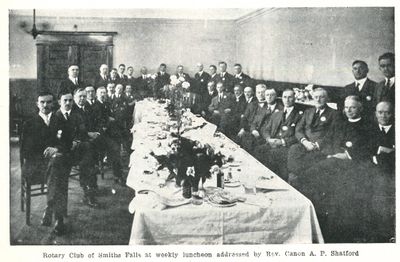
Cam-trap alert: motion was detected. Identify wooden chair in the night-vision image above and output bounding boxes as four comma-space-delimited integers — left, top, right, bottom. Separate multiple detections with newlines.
19, 123, 48, 226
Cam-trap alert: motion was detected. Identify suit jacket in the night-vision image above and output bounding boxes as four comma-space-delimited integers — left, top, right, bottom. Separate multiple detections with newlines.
208, 92, 235, 113
369, 123, 395, 173
53, 109, 88, 153
215, 72, 234, 93
72, 103, 96, 132
91, 100, 113, 134
232, 95, 247, 118
210, 73, 219, 84
295, 106, 339, 146
93, 74, 110, 89
373, 80, 395, 107
194, 72, 211, 94
320, 116, 372, 161
339, 78, 377, 114
126, 76, 136, 87
135, 75, 152, 98
256, 102, 284, 135
155, 72, 170, 89
233, 72, 252, 87
117, 74, 128, 86
262, 107, 303, 147
239, 97, 260, 130
21, 114, 59, 161
58, 78, 83, 95
111, 94, 128, 124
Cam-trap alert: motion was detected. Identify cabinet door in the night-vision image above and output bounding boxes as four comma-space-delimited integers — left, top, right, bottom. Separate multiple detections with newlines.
80, 45, 109, 87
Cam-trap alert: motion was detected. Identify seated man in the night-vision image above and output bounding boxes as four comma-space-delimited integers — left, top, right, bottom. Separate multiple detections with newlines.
201, 81, 217, 120
106, 82, 116, 103
237, 85, 283, 152
233, 63, 252, 88
92, 87, 124, 184
72, 88, 100, 207
230, 84, 247, 137
85, 85, 97, 108
243, 86, 256, 105
292, 96, 373, 242
253, 89, 303, 181
21, 91, 69, 235
208, 82, 235, 134
287, 87, 339, 178
193, 63, 210, 95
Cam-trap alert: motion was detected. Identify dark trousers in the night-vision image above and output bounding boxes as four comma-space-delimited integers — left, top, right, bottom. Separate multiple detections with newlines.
253, 144, 290, 181
287, 143, 326, 174
23, 155, 69, 218
236, 132, 265, 153
92, 135, 122, 178
71, 141, 97, 190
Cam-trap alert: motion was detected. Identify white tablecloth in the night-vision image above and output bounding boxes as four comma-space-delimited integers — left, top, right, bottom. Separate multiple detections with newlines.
127, 99, 324, 244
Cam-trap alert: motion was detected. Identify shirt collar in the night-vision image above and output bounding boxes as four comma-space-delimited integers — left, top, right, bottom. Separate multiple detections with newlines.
268, 103, 277, 111
379, 124, 392, 133
69, 76, 77, 83
284, 106, 294, 115
386, 77, 395, 87
355, 77, 367, 89
60, 108, 71, 115
39, 112, 52, 123
235, 94, 243, 101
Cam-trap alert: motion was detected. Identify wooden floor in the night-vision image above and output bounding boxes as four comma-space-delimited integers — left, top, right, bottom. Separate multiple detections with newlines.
10, 141, 135, 245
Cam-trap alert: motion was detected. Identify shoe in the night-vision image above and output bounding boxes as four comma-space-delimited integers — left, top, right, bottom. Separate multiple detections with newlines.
53, 218, 66, 236
41, 208, 52, 227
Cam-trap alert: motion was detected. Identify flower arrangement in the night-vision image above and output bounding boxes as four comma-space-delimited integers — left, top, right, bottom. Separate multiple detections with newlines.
294, 84, 314, 102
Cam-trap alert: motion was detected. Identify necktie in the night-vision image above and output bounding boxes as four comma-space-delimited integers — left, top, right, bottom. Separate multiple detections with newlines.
355, 82, 360, 90
44, 114, 50, 126
283, 110, 287, 122
75, 78, 78, 85
311, 110, 319, 126
218, 94, 222, 102
65, 112, 69, 121
381, 127, 386, 135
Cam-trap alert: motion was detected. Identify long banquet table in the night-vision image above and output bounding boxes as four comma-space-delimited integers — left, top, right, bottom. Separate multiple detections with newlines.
126, 99, 324, 245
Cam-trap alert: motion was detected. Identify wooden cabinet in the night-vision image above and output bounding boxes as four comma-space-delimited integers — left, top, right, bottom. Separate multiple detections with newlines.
36, 31, 116, 94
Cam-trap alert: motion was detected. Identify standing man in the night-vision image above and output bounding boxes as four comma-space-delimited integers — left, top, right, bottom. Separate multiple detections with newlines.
233, 63, 251, 88
201, 81, 217, 120
253, 89, 303, 181
231, 85, 247, 137
175, 65, 191, 82
339, 60, 376, 118
136, 66, 151, 98
194, 63, 210, 95
21, 92, 69, 235
287, 88, 339, 179
94, 64, 109, 89
155, 63, 170, 99
58, 65, 83, 95
209, 65, 218, 84
374, 52, 395, 106
216, 61, 234, 93
109, 68, 119, 84
126, 66, 136, 87
117, 64, 128, 86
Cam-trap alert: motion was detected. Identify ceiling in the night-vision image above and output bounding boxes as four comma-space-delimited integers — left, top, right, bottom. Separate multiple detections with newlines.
10, 8, 261, 20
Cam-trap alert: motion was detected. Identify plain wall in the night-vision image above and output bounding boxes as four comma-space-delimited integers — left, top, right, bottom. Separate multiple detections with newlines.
9, 13, 236, 79
235, 7, 394, 86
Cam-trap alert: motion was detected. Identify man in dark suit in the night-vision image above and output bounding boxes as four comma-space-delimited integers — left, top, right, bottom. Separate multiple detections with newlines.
373, 52, 395, 107
237, 85, 283, 152
58, 65, 83, 95
253, 89, 303, 181
117, 64, 128, 86
136, 66, 152, 98
287, 88, 339, 177
233, 63, 252, 88
85, 85, 97, 108
110, 84, 129, 152
72, 88, 101, 207
106, 82, 116, 103
367, 101, 395, 242
193, 63, 211, 95
154, 63, 170, 99
208, 82, 235, 133
200, 81, 217, 120
92, 87, 124, 184
215, 61, 234, 93
21, 91, 69, 235
109, 68, 119, 84
209, 65, 218, 84
339, 60, 377, 119
293, 96, 374, 243
175, 65, 191, 82
126, 66, 136, 87
93, 64, 110, 89
230, 84, 247, 137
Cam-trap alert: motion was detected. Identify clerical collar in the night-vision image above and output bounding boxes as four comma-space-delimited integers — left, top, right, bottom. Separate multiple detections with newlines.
348, 117, 361, 123
355, 77, 367, 90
